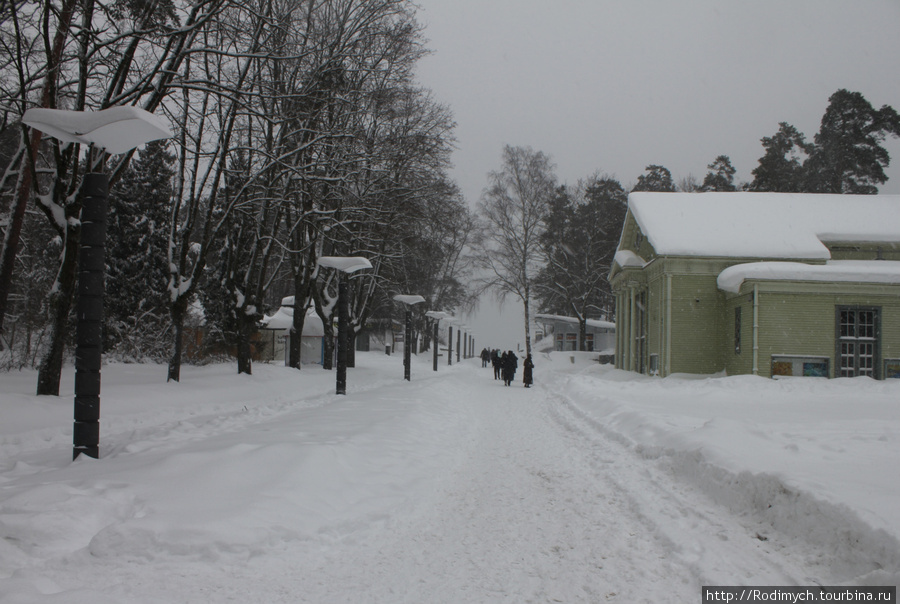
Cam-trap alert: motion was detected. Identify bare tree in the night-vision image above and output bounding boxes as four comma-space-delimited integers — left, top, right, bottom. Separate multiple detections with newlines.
164, 0, 298, 381
1, 0, 228, 392
2, 0, 466, 383
475, 145, 556, 358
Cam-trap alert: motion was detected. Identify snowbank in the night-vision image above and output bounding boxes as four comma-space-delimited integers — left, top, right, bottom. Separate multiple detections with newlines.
542, 353, 900, 584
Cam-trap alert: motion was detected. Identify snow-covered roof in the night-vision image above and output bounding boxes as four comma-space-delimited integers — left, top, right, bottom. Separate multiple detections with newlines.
318, 256, 372, 273
260, 306, 325, 336
717, 260, 900, 294
629, 192, 900, 259
535, 313, 615, 330
613, 250, 647, 269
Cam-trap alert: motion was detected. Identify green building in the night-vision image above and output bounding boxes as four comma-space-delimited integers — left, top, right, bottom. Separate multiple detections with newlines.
609, 192, 900, 379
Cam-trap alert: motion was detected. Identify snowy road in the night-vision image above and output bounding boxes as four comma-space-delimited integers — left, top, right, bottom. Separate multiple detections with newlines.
2, 355, 897, 602
266, 365, 831, 603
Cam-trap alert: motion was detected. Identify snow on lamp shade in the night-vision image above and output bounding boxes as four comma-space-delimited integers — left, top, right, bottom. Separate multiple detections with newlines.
22, 106, 172, 153
318, 256, 373, 273
393, 295, 426, 306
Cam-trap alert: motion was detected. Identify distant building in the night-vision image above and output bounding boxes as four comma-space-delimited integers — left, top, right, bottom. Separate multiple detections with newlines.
609, 193, 900, 379
535, 313, 615, 357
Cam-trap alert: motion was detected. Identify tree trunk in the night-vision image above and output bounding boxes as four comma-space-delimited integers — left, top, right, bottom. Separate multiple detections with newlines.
0, 0, 79, 335
579, 317, 587, 352
423, 324, 433, 353
167, 297, 188, 382
312, 286, 334, 370
522, 296, 533, 359
236, 316, 253, 375
321, 322, 334, 370
35, 219, 80, 396
288, 303, 307, 370
0, 142, 32, 338
35, 290, 73, 395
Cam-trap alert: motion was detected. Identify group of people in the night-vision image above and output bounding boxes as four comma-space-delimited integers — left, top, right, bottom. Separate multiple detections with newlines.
480, 348, 534, 388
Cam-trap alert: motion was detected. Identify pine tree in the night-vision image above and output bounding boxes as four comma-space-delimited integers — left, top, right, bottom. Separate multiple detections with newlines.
750, 122, 813, 192
105, 140, 174, 360
802, 89, 900, 194
535, 176, 626, 349
700, 155, 738, 191
632, 165, 676, 192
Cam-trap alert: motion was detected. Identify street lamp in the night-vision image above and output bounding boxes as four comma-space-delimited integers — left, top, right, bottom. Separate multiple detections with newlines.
425, 310, 449, 371
457, 325, 468, 363
393, 294, 425, 381
445, 317, 456, 366
23, 106, 171, 460
318, 256, 372, 395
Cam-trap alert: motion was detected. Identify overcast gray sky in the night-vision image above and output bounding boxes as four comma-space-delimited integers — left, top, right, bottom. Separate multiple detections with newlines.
414, 0, 900, 204
411, 0, 900, 350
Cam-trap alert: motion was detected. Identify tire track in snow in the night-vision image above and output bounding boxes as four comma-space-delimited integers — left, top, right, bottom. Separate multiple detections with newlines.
543, 370, 877, 587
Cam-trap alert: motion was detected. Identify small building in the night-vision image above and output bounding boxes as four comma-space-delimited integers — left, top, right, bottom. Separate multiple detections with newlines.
535, 313, 615, 356
258, 298, 326, 365
609, 192, 900, 379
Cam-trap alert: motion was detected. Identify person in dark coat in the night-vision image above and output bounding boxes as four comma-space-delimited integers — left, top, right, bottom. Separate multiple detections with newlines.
523, 354, 534, 388
480, 348, 490, 368
492, 349, 502, 380
502, 351, 517, 386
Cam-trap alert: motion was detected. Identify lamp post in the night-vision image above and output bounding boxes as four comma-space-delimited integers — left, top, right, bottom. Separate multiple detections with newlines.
393, 295, 425, 381
318, 256, 372, 395
447, 323, 453, 366
22, 106, 171, 460
425, 311, 449, 371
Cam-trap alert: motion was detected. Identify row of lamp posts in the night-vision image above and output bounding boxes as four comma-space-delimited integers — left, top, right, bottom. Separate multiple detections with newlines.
316, 259, 475, 395
20, 105, 475, 459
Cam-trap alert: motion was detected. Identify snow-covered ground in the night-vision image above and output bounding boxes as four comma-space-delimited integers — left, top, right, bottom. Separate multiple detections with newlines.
1, 351, 898, 602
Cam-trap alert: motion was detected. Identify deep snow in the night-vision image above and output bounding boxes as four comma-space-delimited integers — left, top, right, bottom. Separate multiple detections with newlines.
1, 351, 898, 602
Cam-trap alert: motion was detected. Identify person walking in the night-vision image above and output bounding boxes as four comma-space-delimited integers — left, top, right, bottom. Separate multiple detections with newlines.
480, 348, 490, 368
502, 350, 517, 386
492, 349, 502, 380
523, 354, 534, 388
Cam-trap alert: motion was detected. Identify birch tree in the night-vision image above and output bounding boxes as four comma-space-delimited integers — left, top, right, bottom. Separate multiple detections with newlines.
475, 145, 556, 359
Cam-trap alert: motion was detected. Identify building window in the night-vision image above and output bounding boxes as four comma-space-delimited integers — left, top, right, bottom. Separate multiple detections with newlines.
837, 307, 880, 378
734, 307, 742, 355
555, 332, 580, 352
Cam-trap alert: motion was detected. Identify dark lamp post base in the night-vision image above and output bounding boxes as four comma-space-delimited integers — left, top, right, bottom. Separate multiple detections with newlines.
73, 172, 107, 460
